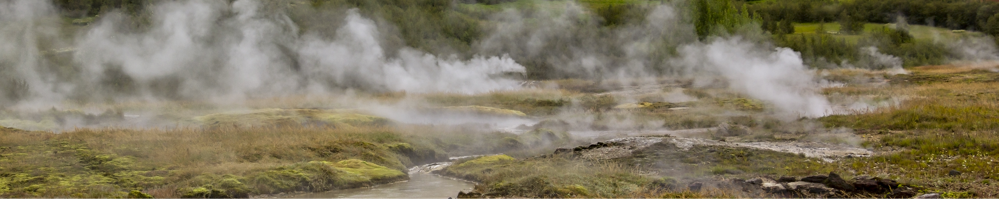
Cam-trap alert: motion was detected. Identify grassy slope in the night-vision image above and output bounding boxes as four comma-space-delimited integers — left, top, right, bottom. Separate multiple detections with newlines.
821, 65, 999, 197
792, 23, 983, 44
0, 112, 576, 198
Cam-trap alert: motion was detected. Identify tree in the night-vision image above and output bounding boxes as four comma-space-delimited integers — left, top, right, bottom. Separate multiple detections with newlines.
839, 11, 865, 34
780, 18, 795, 34
986, 13, 999, 36
816, 20, 826, 34
694, 0, 712, 40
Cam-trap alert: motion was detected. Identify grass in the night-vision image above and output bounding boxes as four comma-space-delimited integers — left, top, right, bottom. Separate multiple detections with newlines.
792, 23, 982, 44
818, 64, 999, 197
0, 122, 577, 197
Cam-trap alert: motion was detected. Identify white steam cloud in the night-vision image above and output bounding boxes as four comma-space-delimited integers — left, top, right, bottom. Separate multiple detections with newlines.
679, 38, 832, 118
4, 0, 526, 107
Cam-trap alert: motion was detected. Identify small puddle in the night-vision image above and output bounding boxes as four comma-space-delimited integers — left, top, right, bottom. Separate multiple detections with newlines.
290, 160, 476, 198
291, 171, 473, 198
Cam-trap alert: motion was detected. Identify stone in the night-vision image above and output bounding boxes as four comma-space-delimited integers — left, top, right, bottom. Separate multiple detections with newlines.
786, 182, 836, 195
875, 177, 899, 190
457, 191, 482, 198
948, 170, 962, 176
800, 175, 828, 183
761, 181, 788, 193
777, 176, 797, 182
916, 193, 943, 199
746, 178, 764, 185
888, 187, 917, 198
554, 148, 572, 154
852, 178, 883, 193
688, 182, 703, 192
823, 172, 856, 192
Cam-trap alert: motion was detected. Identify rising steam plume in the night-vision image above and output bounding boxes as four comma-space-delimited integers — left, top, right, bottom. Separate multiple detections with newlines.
2, 0, 526, 108
4, 0, 845, 117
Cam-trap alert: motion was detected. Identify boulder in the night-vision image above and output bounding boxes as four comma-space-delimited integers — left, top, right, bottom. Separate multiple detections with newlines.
888, 187, 916, 198
823, 172, 856, 192
777, 176, 797, 183
801, 175, 828, 183
457, 191, 483, 198
875, 177, 899, 191
852, 177, 883, 193
916, 193, 942, 199
786, 182, 837, 196
948, 170, 962, 176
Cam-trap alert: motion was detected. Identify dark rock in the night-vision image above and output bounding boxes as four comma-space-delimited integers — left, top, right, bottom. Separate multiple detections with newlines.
457, 191, 482, 198
746, 178, 764, 185
888, 187, 917, 198
948, 170, 962, 176
852, 178, 883, 193
875, 177, 899, 190
916, 193, 943, 198
823, 172, 855, 192
801, 175, 828, 183
777, 176, 797, 182
554, 148, 572, 154
786, 182, 836, 196
688, 182, 703, 192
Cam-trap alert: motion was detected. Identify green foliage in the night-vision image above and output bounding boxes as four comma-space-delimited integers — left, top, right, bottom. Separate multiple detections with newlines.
838, 12, 865, 35
694, 0, 756, 39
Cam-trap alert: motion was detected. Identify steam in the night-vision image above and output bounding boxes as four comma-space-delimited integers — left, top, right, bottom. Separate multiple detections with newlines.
5, 0, 526, 108
679, 38, 832, 118
857, 47, 907, 75
479, 3, 832, 117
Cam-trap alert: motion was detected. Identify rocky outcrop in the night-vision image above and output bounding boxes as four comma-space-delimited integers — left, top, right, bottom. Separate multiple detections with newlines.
737, 173, 910, 198
823, 172, 855, 192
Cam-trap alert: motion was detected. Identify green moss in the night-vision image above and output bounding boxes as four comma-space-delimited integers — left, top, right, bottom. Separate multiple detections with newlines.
330, 159, 407, 182
0, 119, 59, 132
128, 190, 152, 198
456, 155, 515, 168
436, 106, 527, 117
194, 109, 391, 128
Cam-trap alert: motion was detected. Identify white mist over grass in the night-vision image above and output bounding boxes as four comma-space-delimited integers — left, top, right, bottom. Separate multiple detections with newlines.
4, 0, 527, 108
679, 37, 832, 118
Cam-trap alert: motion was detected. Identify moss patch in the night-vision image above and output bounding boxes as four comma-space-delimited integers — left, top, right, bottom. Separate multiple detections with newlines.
194, 109, 391, 128
436, 106, 528, 117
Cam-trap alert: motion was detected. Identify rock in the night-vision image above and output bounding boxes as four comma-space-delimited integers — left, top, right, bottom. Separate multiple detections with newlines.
875, 177, 899, 190
554, 148, 572, 154
888, 187, 917, 198
823, 172, 856, 192
777, 176, 797, 182
762, 181, 788, 193
745, 177, 787, 194
457, 191, 482, 198
948, 170, 962, 176
688, 182, 703, 192
801, 175, 828, 183
786, 181, 836, 196
916, 193, 943, 198
852, 177, 883, 193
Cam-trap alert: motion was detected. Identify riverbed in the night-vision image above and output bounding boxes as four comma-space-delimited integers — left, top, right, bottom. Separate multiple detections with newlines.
291, 169, 473, 198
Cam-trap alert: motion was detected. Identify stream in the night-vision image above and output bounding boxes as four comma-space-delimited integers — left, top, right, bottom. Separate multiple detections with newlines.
290, 161, 474, 198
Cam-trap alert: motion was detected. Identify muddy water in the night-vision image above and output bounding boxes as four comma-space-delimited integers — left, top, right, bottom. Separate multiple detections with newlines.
292, 171, 473, 198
